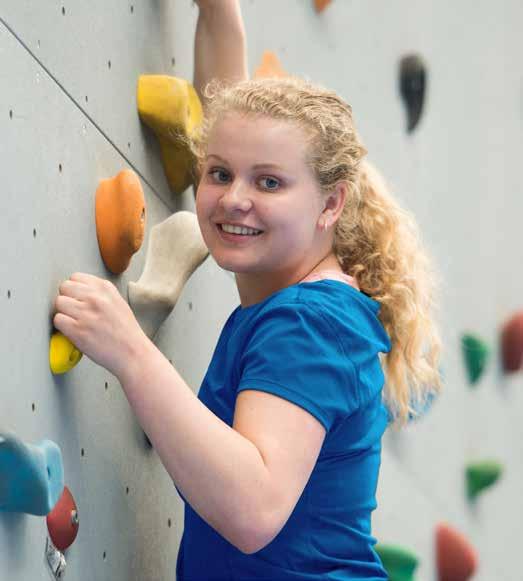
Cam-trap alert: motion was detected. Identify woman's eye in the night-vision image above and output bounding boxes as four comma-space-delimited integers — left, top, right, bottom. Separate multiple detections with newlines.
259, 176, 281, 191
209, 168, 230, 183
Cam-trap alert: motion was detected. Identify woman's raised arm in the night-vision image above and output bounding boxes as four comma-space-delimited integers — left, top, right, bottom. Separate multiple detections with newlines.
193, 0, 249, 104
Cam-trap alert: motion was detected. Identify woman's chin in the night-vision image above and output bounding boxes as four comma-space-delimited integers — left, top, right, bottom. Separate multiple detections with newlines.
212, 255, 259, 274
217, 261, 251, 273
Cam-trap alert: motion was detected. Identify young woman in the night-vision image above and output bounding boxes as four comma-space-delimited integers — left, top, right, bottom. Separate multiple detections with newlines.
53, 1, 441, 579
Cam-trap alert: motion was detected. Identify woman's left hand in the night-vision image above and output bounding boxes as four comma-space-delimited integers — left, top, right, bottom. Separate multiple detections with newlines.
53, 272, 148, 379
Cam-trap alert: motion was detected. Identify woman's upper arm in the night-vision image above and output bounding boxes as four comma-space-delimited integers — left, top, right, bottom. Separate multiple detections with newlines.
232, 388, 326, 550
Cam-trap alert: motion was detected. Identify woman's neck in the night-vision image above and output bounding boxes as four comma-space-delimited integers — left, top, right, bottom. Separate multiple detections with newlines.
235, 252, 343, 308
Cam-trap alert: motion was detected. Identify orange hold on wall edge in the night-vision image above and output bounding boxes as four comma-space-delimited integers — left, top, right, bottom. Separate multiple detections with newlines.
254, 51, 287, 79
314, 0, 332, 13
95, 169, 146, 274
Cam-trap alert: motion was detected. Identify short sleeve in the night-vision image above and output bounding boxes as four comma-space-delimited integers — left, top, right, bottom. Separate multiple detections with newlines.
237, 302, 359, 432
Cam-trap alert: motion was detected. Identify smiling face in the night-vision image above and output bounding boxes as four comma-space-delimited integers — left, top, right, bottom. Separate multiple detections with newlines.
195, 112, 332, 305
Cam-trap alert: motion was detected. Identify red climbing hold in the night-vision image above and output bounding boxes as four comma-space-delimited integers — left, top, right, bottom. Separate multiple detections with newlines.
46, 486, 79, 551
436, 522, 478, 581
501, 311, 523, 373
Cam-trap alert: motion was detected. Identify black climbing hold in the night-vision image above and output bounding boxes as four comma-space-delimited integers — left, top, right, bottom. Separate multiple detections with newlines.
399, 54, 426, 133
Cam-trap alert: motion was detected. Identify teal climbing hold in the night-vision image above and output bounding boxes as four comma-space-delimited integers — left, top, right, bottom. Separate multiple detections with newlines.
461, 333, 490, 385
375, 543, 419, 581
0, 431, 64, 516
466, 460, 502, 500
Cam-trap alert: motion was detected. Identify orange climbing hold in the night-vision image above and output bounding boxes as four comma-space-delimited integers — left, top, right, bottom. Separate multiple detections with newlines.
436, 522, 478, 581
95, 169, 146, 274
46, 486, 79, 551
501, 311, 523, 372
314, 0, 332, 13
254, 51, 287, 79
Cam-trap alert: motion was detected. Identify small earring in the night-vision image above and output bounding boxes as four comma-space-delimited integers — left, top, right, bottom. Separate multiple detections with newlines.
323, 221, 329, 232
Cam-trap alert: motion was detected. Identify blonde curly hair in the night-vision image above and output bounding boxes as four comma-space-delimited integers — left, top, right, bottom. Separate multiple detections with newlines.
188, 76, 442, 427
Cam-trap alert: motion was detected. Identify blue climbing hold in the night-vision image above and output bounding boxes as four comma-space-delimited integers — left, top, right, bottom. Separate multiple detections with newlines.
408, 390, 438, 422
0, 431, 64, 516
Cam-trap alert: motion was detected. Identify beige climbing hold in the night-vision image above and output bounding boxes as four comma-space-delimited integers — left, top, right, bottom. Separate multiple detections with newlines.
137, 75, 203, 194
128, 211, 209, 339
254, 51, 287, 79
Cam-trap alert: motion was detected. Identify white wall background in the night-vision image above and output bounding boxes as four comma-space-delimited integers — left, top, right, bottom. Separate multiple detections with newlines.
1, 1, 522, 579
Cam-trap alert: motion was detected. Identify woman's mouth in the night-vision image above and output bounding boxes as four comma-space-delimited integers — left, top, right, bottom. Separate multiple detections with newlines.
216, 223, 264, 243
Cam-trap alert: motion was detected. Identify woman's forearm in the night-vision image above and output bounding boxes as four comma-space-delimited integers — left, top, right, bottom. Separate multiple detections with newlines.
117, 336, 273, 554
193, 0, 249, 102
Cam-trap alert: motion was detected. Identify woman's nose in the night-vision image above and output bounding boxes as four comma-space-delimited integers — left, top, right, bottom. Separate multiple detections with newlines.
219, 180, 253, 212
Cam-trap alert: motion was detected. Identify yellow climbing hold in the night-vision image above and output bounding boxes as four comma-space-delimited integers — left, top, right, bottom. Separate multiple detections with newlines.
137, 75, 203, 194
49, 332, 83, 374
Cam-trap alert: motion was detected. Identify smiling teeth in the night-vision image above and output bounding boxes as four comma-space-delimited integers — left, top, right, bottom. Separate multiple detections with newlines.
222, 224, 262, 235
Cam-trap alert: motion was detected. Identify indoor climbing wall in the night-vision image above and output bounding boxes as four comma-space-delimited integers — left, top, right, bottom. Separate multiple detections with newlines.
1, 1, 522, 580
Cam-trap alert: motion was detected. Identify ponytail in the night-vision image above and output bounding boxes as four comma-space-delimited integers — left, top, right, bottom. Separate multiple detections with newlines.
334, 160, 442, 426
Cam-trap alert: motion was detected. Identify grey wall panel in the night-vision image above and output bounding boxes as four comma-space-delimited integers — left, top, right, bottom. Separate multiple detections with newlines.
374, 449, 444, 581
0, 15, 238, 581
1, 0, 200, 210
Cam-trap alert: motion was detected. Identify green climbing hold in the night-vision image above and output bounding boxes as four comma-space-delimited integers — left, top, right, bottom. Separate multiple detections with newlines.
375, 544, 419, 581
461, 333, 490, 385
466, 460, 502, 500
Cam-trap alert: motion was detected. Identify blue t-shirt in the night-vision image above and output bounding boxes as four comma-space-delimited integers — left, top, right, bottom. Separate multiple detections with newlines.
176, 279, 391, 580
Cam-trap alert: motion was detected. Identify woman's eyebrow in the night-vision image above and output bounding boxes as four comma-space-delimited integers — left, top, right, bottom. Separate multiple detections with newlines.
252, 162, 286, 171
206, 154, 227, 163
206, 154, 285, 171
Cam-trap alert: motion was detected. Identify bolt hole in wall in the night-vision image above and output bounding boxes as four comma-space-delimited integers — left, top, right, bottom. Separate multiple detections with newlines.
130, 5, 134, 14
61, 6, 65, 16
9, 109, 13, 119
59, 163, 63, 173
108, 60, 111, 70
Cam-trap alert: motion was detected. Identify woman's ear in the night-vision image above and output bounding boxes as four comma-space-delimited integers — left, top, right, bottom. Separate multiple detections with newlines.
322, 181, 348, 223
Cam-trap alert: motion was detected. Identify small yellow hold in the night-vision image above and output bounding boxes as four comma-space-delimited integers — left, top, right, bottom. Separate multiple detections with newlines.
137, 75, 203, 194
49, 333, 83, 374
